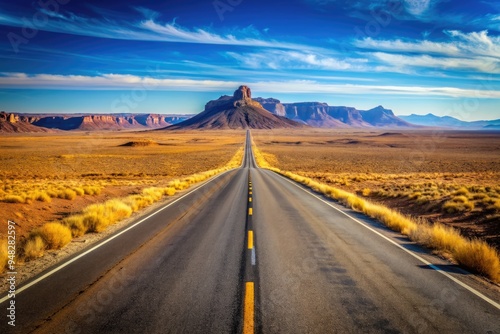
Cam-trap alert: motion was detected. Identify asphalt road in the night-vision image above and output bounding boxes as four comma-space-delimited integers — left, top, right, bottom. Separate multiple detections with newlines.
1, 130, 499, 333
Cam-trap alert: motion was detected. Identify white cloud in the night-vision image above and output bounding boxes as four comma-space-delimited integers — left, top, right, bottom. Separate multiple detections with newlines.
354, 30, 500, 74
372, 52, 499, 73
0, 9, 308, 50
355, 30, 500, 59
139, 20, 300, 48
0, 72, 238, 91
226, 50, 367, 71
355, 37, 460, 56
403, 0, 431, 16
444, 30, 500, 58
1, 72, 499, 99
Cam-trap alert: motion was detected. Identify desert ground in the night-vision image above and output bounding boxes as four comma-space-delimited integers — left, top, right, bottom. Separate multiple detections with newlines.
252, 129, 500, 250
0, 131, 245, 243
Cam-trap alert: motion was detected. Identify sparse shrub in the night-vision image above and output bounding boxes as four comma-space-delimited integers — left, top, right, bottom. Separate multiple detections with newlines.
62, 215, 87, 237
169, 180, 190, 190
23, 236, 46, 260
46, 189, 58, 198
362, 188, 371, 197
429, 224, 464, 253
472, 193, 488, 200
33, 223, 72, 249
3, 195, 25, 203
124, 195, 152, 212
82, 199, 132, 232
452, 195, 469, 203
34, 191, 51, 202
454, 187, 470, 197
164, 187, 176, 196
443, 201, 463, 213
142, 188, 164, 201
83, 186, 102, 195
443, 195, 474, 213
454, 239, 500, 282
73, 187, 85, 196
83, 213, 107, 233
58, 189, 77, 200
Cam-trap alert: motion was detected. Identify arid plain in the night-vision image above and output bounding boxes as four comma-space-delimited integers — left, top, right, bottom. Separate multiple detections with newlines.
252, 129, 500, 251
1, 128, 500, 282
0, 131, 245, 269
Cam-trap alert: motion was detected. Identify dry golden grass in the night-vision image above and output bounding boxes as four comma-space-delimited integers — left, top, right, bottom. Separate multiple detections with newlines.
23, 236, 46, 260
252, 129, 500, 245
252, 133, 500, 283
32, 223, 72, 250
0, 130, 245, 272
0, 130, 244, 227
3, 143, 243, 270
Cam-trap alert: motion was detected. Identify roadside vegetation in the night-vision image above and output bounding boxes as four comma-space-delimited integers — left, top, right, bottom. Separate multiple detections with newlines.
0, 131, 244, 273
301, 171, 500, 219
19, 147, 242, 262
252, 136, 500, 283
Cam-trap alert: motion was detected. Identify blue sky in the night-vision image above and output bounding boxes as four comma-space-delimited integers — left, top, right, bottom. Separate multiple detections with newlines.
0, 0, 499, 120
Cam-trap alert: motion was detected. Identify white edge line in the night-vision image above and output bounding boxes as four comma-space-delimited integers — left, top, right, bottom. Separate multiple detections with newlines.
0, 167, 239, 304
268, 170, 500, 310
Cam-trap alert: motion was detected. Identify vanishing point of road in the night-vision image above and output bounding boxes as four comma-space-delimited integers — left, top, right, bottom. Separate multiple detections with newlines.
1, 131, 499, 333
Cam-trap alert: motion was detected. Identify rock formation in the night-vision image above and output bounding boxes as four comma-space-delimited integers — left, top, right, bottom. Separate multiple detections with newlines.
257, 99, 416, 128
0, 112, 191, 133
165, 85, 307, 130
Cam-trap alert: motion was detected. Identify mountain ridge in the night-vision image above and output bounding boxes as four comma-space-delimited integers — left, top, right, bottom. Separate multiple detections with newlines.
255, 98, 415, 128
0, 112, 191, 133
399, 113, 500, 129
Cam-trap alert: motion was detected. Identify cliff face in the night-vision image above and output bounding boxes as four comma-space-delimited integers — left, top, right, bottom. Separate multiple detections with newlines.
0, 112, 54, 133
253, 98, 286, 117
0, 112, 191, 133
257, 99, 416, 128
166, 86, 307, 130
281, 102, 348, 128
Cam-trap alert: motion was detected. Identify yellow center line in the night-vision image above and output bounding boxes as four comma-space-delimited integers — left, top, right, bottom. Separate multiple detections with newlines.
248, 207, 253, 216
249, 191, 252, 195
248, 230, 253, 249
243, 282, 255, 334
249, 197, 252, 203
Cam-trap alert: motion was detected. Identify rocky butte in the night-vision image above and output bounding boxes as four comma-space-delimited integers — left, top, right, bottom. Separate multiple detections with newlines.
165, 85, 307, 130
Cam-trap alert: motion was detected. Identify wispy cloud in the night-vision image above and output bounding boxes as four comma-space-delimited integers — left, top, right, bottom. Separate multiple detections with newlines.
138, 20, 300, 49
355, 37, 460, 56
375, 52, 498, 73
354, 30, 500, 74
355, 30, 500, 58
1, 72, 499, 99
0, 9, 308, 50
226, 50, 367, 71
0, 72, 238, 91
